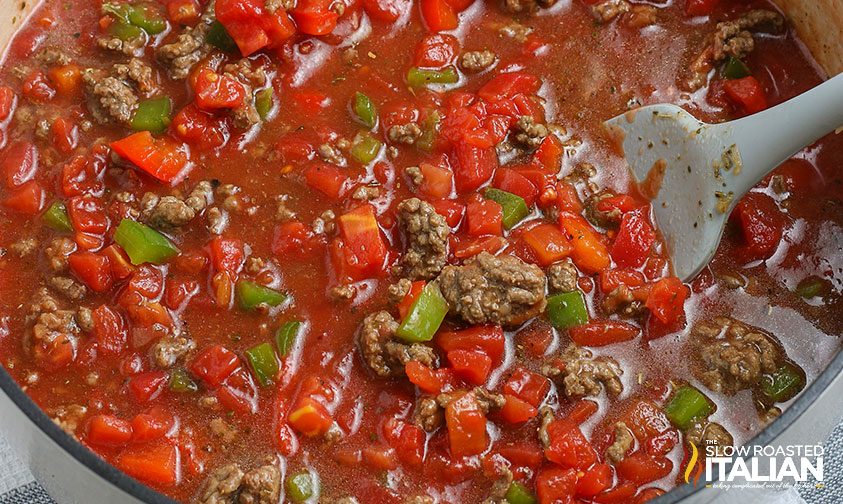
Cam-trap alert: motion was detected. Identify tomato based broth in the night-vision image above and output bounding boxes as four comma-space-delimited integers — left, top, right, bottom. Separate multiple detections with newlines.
0, 0, 841, 502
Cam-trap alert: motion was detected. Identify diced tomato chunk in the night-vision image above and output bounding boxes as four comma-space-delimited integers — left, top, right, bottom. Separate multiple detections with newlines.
87, 415, 133, 447
445, 391, 488, 457
193, 68, 246, 110
110, 132, 190, 184
363, 0, 410, 22
2, 180, 44, 214
465, 197, 502, 237
128, 370, 170, 402
536, 466, 577, 504
91, 304, 127, 355
288, 397, 333, 437
478, 72, 540, 102
171, 104, 229, 151
723, 76, 768, 114
544, 418, 597, 469
493, 169, 538, 206
68, 252, 113, 293
569, 320, 640, 347
419, 0, 458, 32
304, 163, 347, 199
189, 345, 240, 388
731, 192, 784, 262
521, 223, 574, 266
335, 204, 388, 281
645, 277, 689, 325
2, 140, 38, 188
615, 451, 673, 485
116, 442, 180, 486
447, 349, 492, 385
559, 211, 610, 274
686, 0, 720, 16
437, 325, 505, 363
611, 205, 655, 268
405, 360, 443, 394
499, 394, 538, 424
131, 408, 175, 443
430, 198, 464, 227
415, 162, 454, 198
452, 142, 498, 193
577, 463, 613, 498
503, 367, 550, 407
291, 0, 339, 35
414, 33, 459, 67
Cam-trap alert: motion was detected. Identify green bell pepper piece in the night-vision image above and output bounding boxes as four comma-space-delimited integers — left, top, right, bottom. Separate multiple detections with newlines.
484, 188, 530, 229
108, 20, 144, 42
245, 342, 279, 386
131, 97, 172, 134
417, 110, 440, 152
349, 132, 382, 164
276, 320, 303, 356
169, 368, 198, 393
546, 291, 588, 329
127, 3, 166, 35
42, 201, 73, 233
795, 276, 829, 299
505, 482, 537, 504
286, 471, 315, 503
256, 88, 275, 120
407, 66, 459, 87
396, 283, 448, 343
206, 20, 238, 53
723, 56, 751, 80
114, 219, 180, 265
352, 92, 377, 129
664, 385, 714, 430
236, 280, 287, 311
762, 363, 805, 403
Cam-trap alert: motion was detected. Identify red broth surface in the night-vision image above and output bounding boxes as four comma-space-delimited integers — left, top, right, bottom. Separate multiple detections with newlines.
0, 0, 841, 502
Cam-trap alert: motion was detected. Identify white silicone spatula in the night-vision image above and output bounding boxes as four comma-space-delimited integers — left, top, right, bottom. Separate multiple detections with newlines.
604, 73, 843, 281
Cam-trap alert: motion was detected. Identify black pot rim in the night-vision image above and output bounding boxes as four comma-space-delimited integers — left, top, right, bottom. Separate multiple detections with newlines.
1, 345, 841, 504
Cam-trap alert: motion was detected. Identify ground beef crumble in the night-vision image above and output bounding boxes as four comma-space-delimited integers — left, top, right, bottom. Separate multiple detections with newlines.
437, 252, 546, 327
547, 261, 578, 293
605, 421, 634, 463
691, 317, 782, 394
460, 50, 496, 73
502, 0, 558, 14
156, 0, 216, 80
543, 345, 623, 397
358, 311, 436, 378
397, 198, 450, 280
82, 59, 156, 125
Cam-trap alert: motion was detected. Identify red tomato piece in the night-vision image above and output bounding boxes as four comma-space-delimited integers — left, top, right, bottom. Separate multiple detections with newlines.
193, 68, 246, 110
128, 370, 170, 403
110, 132, 190, 184
569, 320, 640, 347
288, 397, 333, 437
2, 140, 38, 188
499, 394, 538, 424
430, 198, 464, 227
478, 72, 541, 102
0, 86, 17, 123
723, 76, 768, 114
615, 451, 673, 485
91, 304, 127, 355
533, 134, 564, 172
131, 408, 175, 443
611, 205, 655, 268
503, 367, 550, 407
536, 466, 577, 504
559, 211, 610, 274
453, 141, 498, 193
577, 462, 613, 498
51, 118, 78, 155
116, 442, 180, 486
397, 280, 425, 320
22, 70, 55, 103
336, 204, 388, 280
544, 418, 597, 469
416, 162, 454, 198
189, 345, 240, 388
271, 220, 318, 256
363, 0, 410, 22
445, 391, 488, 457
304, 162, 347, 199
217, 367, 259, 414
419, 0, 458, 32
171, 104, 230, 151
405, 360, 443, 394
291, 0, 339, 35
521, 223, 574, 266
447, 349, 492, 385
465, 198, 503, 237
493, 168, 538, 206
414, 33, 459, 67
645, 277, 689, 325
87, 415, 133, 447
686, 0, 720, 16
209, 236, 245, 275
436, 325, 505, 363
2, 180, 44, 214
731, 192, 784, 262
68, 252, 113, 293
599, 268, 646, 293
61, 145, 108, 197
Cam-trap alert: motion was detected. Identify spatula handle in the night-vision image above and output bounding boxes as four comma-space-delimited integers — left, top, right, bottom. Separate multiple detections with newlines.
724, 72, 843, 197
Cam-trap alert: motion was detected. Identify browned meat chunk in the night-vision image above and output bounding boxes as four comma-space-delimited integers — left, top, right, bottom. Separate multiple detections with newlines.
45, 237, 76, 271
48, 276, 86, 301
685, 421, 733, 456
438, 252, 546, 327
712, 10, 784, 62
413, 396, 443, 432
238, 464, 281, 504
602, 285, 645, 317
197, 463, 244, 504
50, 404, 88, 436
358, 311, 437, 378
9, 237, 37, 256
114, 58, 158, 95
502, 0, 557, 14
512, 115, 548, 149
584, 190, 622, 229
397, 198, 450, 280
156, 0, 216, 80
82, 71, 137, 125
593, 0, 629, 23
460, 50, 496, 73
691, 317, 782, 394
151, 335, 196, 368
605, 421, 634, 464
544, 345, 623, 397
141, 180, 213, 229
547, 261, 578, 293
387, 123, 423, 145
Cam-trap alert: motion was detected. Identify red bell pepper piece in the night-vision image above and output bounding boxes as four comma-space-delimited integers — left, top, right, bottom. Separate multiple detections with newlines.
521, 223, 574, 266
447, 349, 492, 385
110, 132, 190, 184
723, 76, 768, 114
436, 325, 505, 363
336, 204, 388, 280
569, 320, 640, 347
68, 252, 113, 293
445, 391, 488, 457
611, 205, 655, 268
116, 442, 180, 486
465, 197, 503, 236
419, 0, 458, 32
87, 415, 133, 447
559, 211, 610, 273
189, 345, 240, 388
